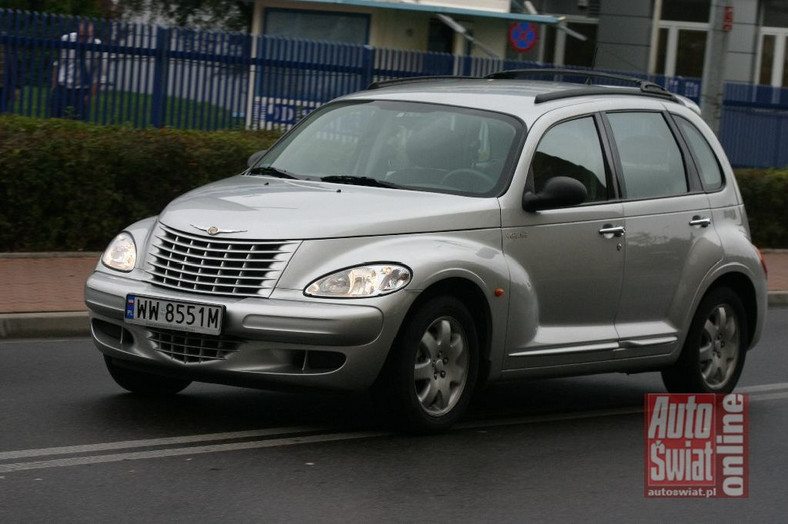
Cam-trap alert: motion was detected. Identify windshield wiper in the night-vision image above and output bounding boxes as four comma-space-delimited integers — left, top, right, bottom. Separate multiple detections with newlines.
247, 166, 299, 179
320, 175, 400, 189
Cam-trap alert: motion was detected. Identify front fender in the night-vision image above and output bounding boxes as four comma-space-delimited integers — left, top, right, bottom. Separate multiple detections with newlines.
276, 230, 511, 379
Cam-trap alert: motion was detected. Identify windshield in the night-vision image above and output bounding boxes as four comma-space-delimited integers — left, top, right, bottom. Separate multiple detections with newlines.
253, 100, 523, 197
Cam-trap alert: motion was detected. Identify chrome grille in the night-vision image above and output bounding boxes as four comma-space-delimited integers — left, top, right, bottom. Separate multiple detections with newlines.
147, 223, 300, 298
148, 328, 240, 363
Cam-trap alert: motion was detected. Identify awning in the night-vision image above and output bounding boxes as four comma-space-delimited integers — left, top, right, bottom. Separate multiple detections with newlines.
289, 0, 561, 25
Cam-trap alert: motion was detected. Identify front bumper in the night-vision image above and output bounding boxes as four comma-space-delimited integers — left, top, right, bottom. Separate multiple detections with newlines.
85, 269, 409, 391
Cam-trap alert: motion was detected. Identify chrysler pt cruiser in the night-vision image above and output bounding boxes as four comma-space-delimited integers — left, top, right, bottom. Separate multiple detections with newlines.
86, 71, 768, 433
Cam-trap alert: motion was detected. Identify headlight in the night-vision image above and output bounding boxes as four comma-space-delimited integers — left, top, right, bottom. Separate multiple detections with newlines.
305, 264, 411, 298
101, 232, 137, 272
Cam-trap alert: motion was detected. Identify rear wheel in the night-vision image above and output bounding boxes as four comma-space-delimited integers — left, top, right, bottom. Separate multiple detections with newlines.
105, 356, 191, 395
661, 287, 747, 394
374, 296, 478, 433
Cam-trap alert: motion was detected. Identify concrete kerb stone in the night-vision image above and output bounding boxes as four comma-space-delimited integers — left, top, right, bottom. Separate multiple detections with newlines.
0, 312, 90, 339
770, 292, 788, 307
0, 251, 101, 259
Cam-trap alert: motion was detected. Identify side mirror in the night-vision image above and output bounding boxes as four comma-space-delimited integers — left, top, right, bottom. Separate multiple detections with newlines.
247, 149, 268, 168
522, 176, 588, 212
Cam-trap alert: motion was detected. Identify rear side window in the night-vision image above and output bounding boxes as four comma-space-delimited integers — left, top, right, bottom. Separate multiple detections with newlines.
532, 117, 609, 202
607, 112, 687, 200
675, 116, 724, 191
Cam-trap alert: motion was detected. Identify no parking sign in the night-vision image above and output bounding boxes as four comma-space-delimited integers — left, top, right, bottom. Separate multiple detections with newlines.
509, 22, 538, 52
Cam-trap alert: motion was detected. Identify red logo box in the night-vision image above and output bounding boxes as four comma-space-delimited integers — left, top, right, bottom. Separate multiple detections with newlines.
645, 393, 748, 498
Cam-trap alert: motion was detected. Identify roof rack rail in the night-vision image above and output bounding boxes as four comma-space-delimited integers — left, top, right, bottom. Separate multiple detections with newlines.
366, 75, 479, 90
485, 68, 677, 101
533, 86, 677, 104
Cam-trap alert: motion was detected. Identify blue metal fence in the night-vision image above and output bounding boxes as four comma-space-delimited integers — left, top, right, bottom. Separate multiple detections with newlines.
1, 10, 251, 128
1, 9, 787, 167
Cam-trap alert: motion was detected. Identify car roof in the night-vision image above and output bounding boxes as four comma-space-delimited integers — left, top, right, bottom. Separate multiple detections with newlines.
338, 71, 701, 122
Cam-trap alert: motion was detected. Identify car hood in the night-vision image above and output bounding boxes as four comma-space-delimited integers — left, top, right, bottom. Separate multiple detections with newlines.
157, 175, 502, 240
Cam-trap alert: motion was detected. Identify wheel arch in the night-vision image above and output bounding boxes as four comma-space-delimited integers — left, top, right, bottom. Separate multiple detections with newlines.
398, 277, 494, 388
702, 271, 758, 350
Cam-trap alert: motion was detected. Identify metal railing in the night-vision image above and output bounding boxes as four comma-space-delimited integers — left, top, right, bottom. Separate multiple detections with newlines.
1, 9, 787, 167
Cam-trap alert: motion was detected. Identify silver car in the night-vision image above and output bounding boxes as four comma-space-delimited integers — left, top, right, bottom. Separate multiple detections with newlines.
86, 71, 768, 433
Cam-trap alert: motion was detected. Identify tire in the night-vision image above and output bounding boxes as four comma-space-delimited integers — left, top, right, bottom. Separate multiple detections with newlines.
104, 356, 191, 395
373, 296, 478, 433
661, 287, 747, 394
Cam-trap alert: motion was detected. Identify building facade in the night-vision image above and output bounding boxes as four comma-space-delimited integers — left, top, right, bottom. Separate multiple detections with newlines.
251, 0, 788, 87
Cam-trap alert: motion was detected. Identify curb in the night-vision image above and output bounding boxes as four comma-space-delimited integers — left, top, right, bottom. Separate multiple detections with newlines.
0, 312, 90, 339
0, 252, 102, 259
770, 291, 788, 307
0, 293, 786, 340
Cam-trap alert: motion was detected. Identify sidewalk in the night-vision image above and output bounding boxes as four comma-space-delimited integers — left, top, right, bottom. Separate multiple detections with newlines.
1, 251, 787, 338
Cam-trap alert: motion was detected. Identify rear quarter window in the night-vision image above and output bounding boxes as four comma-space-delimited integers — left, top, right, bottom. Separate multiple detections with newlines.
675, 116, 724, 191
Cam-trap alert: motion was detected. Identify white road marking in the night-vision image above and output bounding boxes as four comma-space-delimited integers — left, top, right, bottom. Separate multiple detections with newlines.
0, 431, 389, 474
0, 426, 325, 461
738, 382, 788, 393
2, 382, 786, 474
748, 391, 788, 402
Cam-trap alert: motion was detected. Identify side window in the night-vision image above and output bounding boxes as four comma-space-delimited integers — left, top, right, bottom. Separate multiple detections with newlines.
675, 116, 724, 190
607, 112, 688, 199
532, 117, 609, 202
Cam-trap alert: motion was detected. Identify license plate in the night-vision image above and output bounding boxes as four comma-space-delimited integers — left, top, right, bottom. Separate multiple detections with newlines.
124, 295, 223, 335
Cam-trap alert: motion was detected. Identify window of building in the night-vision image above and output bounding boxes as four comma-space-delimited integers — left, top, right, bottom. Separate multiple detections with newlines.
759, 34, 776, 85
757, 2, 788, 85
530, 21, 598, 68
540, 24, 556, 64
756, 29, 788, 87
564, 22, 598, 67
656, 0, 710, 79
763, 1, 788, 28
655, 22, 707, 78
428, 17, 454, 53
661, 0, 710, 23
607, 112, 687, 200
264, 9, 369, 44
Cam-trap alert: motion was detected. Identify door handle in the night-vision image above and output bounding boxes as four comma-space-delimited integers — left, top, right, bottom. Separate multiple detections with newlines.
689, 216, 712, 228
599, 225, 625, 238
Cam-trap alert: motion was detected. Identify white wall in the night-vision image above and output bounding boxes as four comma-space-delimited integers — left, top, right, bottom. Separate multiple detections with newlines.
415, 0, 510, 13
252, 0, 514, 55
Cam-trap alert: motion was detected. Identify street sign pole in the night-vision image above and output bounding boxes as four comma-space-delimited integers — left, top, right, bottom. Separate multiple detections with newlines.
700, 0, 733, 135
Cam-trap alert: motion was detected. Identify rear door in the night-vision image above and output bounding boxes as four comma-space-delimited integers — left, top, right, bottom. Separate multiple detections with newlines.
604, 110, 722, 358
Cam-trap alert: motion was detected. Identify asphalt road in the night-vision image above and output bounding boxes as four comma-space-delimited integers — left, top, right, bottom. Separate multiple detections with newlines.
1, 308, 787, 523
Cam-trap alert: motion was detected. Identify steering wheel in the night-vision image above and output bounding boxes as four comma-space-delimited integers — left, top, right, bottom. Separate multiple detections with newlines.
440, 168, 495, 191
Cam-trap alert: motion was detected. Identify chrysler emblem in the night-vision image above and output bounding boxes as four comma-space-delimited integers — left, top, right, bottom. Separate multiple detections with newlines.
190, 224, 247, 236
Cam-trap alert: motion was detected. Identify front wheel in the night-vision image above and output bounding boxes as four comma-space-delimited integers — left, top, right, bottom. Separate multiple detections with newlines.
661, 287, 747, 394
373, 296, 478, 433
105, 356, 191, 395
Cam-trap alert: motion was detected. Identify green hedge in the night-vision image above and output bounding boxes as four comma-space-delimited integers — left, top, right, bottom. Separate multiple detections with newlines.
1, 115, 786, 251
735, 169, 788, 248
0, 115, 280, 251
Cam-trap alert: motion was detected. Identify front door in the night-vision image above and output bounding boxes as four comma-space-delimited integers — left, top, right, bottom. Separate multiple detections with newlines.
502, 115, 625, 369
